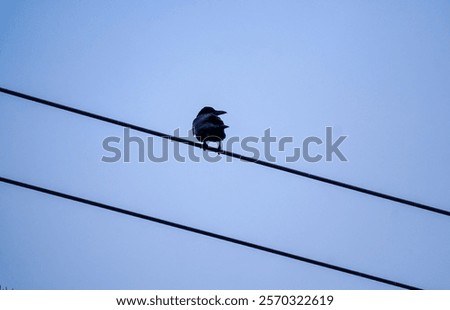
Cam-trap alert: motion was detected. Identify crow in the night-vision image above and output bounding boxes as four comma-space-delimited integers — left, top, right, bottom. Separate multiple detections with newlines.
192, 106, 229, 152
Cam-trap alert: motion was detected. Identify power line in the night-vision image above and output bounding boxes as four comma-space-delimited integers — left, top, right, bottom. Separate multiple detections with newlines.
0, 176, 421, 290
1, 86, 448, 218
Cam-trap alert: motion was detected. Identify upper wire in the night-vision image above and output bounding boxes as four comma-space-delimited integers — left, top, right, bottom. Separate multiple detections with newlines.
1, 86, 448, 217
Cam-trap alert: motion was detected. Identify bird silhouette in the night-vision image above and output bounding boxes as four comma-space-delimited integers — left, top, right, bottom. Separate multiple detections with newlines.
192, 106, 229, 152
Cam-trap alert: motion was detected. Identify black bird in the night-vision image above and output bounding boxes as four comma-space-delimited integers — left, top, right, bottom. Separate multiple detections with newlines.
192, 106, 229, 152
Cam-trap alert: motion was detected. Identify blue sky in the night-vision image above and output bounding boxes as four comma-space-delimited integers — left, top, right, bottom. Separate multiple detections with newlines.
1, 1, 449, 289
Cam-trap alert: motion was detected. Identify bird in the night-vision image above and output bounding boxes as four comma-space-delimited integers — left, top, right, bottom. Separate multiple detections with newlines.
192, 106, 229, 152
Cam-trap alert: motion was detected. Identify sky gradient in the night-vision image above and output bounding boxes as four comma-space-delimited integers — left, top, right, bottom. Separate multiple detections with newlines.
1, 1, 449, 289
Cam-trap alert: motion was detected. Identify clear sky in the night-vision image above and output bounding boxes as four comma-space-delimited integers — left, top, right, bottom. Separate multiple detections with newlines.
1, 0, 449, 289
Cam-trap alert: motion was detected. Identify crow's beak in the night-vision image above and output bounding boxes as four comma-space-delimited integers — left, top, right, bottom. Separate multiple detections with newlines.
215, 110, 227, 115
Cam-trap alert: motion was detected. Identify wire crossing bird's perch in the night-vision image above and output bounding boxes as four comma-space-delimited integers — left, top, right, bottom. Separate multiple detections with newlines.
0, 86, 449, 218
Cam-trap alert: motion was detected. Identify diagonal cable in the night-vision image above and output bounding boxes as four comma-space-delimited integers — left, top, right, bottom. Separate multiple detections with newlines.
0, 176, 421, 290
0, 86, 448, 217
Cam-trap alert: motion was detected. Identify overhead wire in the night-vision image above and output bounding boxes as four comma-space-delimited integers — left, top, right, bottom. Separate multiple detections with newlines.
0, 86, 448, 217
0, 176, 421, 290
